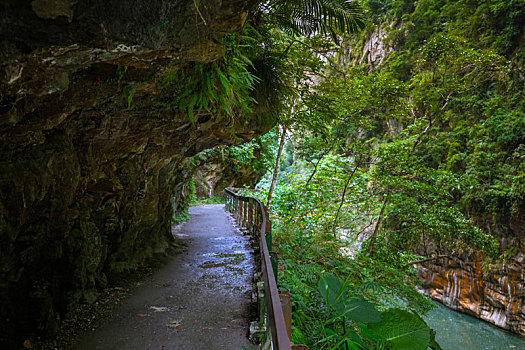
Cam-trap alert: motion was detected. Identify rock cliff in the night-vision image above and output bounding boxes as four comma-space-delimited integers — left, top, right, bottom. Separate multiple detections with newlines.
417, 214, 525, 335
191, 146, 267, 199
0, 0, 268, 347
341, 25, 394, 71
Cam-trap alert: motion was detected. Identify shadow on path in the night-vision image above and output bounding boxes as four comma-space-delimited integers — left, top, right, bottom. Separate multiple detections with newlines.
73, 204, 256, 350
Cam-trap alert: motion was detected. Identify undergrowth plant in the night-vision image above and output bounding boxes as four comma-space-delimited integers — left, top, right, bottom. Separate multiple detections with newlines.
167, 33, 260, 125
317, 273, 441, 349
273, 226, 442, 349
172, 210, 190, 225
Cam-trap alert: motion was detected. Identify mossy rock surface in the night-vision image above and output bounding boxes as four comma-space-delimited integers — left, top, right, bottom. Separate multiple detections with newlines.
0, 0, 265, 347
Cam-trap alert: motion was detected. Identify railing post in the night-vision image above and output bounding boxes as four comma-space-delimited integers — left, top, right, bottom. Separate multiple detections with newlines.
236, 198, 241, 223
243, 200, 248, 228
248, 201, 254, 232
279, 291, 292, 341
255, 205, 260, 237
240, 199, 244, 228
224, 187, 296, 350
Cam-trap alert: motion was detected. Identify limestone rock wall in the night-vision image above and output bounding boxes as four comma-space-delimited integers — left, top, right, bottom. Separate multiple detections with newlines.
418, 251, 525, 334
0, 0, 265, 347
341, 25, 394, 71
358, 26, 394, 69
417, 214, 525, 335
191, 148, 267, 199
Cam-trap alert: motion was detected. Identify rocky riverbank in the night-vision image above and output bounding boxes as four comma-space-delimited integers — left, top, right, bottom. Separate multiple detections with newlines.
418, 248, 525, 335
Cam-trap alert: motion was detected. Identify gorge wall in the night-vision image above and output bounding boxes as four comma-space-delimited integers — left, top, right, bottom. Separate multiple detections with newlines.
0, 0, 268, 347
343, 6, 525, 336
191, 146, 267, 199
417, 215, 525, 335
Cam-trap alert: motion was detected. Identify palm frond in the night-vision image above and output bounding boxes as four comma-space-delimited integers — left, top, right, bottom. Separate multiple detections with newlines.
272, 0, 366, 41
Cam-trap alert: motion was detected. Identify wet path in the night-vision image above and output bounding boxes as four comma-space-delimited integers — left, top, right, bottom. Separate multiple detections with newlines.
73, 204, 255, 350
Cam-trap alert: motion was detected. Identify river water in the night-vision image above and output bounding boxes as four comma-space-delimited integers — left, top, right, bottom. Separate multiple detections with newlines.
423, 301, 525, 350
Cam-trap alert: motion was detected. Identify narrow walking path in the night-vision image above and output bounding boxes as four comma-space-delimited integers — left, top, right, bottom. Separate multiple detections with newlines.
73, 204, 255, 350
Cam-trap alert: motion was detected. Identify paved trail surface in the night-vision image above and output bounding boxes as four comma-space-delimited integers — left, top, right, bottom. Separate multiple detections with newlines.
73, 204, 255, 350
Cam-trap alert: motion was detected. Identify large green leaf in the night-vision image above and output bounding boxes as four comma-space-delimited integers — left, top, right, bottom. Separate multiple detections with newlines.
368, 309, 432, 350
318, 274, 382, 323
342, 298, 382, 323
317, 273, 346, 310
429, 328, 443, 350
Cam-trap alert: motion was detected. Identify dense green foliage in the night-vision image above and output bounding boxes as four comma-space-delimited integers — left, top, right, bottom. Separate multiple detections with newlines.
229, 0, 525, 349
351, 0, 525, 233
183, 0, 524, 348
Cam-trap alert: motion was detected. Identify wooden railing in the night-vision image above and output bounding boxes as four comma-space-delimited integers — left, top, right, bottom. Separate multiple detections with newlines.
225, 187, 295, 350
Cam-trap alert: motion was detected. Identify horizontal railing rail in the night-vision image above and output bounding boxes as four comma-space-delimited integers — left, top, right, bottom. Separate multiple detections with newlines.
225, 187, 292, 350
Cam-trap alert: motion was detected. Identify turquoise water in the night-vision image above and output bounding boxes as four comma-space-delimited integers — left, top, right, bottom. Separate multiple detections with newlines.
423, 302, 525, 350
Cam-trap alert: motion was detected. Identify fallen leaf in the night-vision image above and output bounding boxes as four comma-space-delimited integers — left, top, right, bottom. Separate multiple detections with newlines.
150, 306, 169, 312
167, 320, 182, 328
23, 340, 34, 349
137, 313, 147, 317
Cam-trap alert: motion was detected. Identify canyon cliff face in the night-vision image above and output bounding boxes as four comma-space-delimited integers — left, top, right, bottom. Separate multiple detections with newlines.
417, 214, 525, 335
191, 147, 267, 199
348, 22, 525, 336
0, 0, 267, 347
342, 25, 394, 71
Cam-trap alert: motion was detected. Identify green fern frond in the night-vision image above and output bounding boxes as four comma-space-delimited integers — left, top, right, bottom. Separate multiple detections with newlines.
272, 0, 365, 42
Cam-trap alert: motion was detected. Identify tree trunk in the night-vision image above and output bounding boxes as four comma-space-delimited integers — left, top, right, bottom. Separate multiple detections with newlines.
332, 164, 359, 238
366, 195, 389, 257
291, 152, 326, 220
266, 125, 287, 213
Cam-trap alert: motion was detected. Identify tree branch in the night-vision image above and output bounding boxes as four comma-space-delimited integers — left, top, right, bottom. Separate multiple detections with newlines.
400, 254, 450, 270
332, 164, 359, 238
291, 150, 328, 220
267, 125, 287, 213
290, 38, 346, 79
294, 198, 338, 226
372, 254, 451, 282
366, 194, 389, 257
